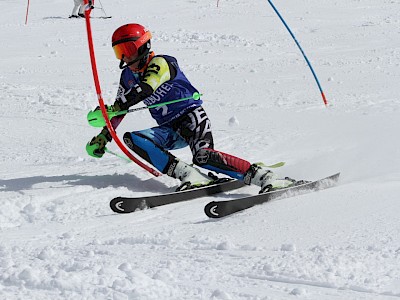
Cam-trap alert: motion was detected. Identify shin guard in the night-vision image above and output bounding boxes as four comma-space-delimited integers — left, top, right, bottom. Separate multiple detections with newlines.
193, 148, 251, 180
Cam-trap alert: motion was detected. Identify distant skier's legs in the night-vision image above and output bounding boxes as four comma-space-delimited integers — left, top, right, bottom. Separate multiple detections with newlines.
78, 0, 85, 15
71, 0, 82, 16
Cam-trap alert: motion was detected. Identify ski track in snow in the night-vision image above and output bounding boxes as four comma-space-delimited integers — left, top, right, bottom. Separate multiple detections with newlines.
1, 0, 400, 299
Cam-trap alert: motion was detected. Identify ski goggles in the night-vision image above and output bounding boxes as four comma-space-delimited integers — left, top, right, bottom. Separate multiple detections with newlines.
112, 31, 152, 60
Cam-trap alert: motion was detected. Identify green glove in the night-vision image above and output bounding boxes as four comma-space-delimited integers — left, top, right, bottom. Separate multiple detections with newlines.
87, 104, 125, 128
86, 128, 112, 158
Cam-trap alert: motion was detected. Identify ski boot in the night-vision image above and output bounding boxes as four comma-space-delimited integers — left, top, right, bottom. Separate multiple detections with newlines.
245, 163, 295, 194
170, 159, 217, 191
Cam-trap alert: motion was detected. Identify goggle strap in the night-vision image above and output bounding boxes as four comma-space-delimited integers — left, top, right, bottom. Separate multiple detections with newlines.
112, 37, 138, 47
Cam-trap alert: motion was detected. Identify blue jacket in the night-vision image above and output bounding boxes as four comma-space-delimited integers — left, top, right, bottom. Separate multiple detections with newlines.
118, 55, 202, 125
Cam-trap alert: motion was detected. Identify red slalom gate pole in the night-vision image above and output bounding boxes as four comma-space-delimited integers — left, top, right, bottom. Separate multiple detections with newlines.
82, 0, 161, 177
25, 0, 30, 25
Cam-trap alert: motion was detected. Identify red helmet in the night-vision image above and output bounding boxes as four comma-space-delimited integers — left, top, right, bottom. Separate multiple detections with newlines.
111, 24, 152, 70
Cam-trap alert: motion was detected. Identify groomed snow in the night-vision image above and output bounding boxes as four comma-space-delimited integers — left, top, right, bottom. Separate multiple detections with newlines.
0, 0, 399, 299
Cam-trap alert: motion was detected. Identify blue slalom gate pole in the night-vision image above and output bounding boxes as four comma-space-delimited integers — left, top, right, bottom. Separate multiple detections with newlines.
267, 0, 328, 106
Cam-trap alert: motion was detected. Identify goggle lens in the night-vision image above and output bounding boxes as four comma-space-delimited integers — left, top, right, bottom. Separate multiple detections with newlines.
113, 42, 138, 60
112, 31, 152, 60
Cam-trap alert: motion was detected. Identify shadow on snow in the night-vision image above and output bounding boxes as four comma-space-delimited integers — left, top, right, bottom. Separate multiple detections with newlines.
0, 173, 168, 194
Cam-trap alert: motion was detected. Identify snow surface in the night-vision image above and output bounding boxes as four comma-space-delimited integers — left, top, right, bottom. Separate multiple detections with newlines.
1, 0, 400, 299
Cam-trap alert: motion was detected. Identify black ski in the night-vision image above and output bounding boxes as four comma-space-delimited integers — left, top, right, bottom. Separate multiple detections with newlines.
110, 179, 245, 214
204, 173, 340, 218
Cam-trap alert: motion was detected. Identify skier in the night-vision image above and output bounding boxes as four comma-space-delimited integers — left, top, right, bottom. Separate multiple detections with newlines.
70, 0, 94, 18
86, 23, 293, 192
70, 0, 84, 18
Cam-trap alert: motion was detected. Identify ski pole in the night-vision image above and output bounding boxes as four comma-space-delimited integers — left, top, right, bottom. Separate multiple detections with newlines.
266, 0, 328, 106
123, 92, 202, 113
105, 148, 131, 162
97, 0, 109, 18
87, 92, 202, 127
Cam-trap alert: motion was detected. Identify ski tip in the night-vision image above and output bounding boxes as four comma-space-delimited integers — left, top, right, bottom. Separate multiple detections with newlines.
328, 172, 341, 181
110, 197, 148, 213
110, 197, 129, 213
255, 161, 286, 168
269, 161, 285, 168
204, 201, 221, 218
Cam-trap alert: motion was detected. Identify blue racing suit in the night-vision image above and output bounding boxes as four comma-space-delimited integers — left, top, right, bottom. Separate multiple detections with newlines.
115, 54, 251, 180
